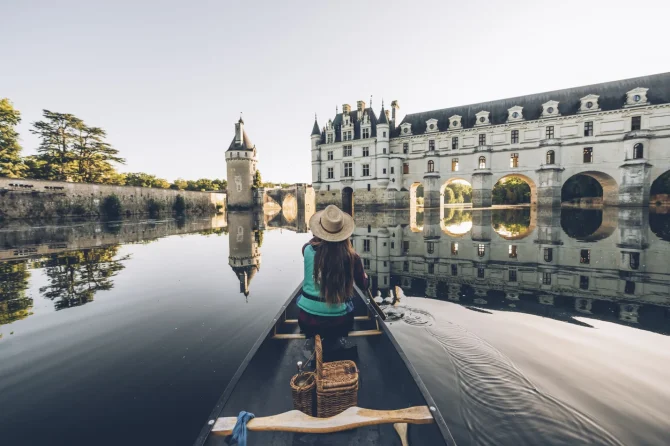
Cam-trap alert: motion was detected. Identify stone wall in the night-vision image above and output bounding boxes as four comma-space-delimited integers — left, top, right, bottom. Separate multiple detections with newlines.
0, 178, 226, 220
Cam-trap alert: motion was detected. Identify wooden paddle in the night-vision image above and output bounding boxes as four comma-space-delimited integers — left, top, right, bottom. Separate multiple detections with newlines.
211, 405, 433, 435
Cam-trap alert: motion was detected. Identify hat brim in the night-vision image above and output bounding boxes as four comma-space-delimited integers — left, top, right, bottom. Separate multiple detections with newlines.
309, 209, 355, 242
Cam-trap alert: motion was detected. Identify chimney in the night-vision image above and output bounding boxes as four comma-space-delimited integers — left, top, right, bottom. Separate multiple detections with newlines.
235, 118, 244, 146
356, 100, 366, 113
391, 100, 399, 123
385, 110, 391, 122
342, 104, 351, 114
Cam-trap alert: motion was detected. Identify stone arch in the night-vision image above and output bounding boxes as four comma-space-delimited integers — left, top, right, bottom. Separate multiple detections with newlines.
561, 207, 617, 241
650, 169, 670, 206
409, 182, 424, 232
281, 193, 297, 222
440, 207, 473, 236
342, 187, 354, 216
491, 207, 537, 240
492, 173, 537, 206
561, 171, 618, 206
439, 177, 472, 208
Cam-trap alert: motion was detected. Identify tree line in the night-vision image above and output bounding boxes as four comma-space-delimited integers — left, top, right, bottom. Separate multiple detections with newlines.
0, 99, 227, 191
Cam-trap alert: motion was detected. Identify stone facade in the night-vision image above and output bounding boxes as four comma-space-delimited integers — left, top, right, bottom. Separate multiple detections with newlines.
0, 177, 226, 220
311, 73, 670, 209
351, 207, 669, 330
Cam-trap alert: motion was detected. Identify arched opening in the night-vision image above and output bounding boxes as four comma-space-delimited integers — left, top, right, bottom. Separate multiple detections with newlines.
440, 178, 472, 207
546, 150, 555, 164
492, 208, 535, 240
441, 208, 473, 236
427, 160, 435, 173
410, 182, 424, 232
492, 174, 536, 205
650, 170, 670, 206
478, 156, 486, 169
410, 182, 424, 207
561, 171, 618, 206
633, 143, 644, 160
342, 187, 354, 216
561, 208, 616, 241
650, 211, 670, 242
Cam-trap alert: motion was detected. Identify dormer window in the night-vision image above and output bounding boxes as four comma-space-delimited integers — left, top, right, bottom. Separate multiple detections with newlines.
400, 122, 412, 135
542, 100, 560, 118
426, 118, 439, 133
579, 94, 600, 113
362, 128, 370, 139
625, 87, 649, 107
327, 133, 334, 144
475, 111, 490, 126
449, 115, 462, 129
507, 106, 524, 122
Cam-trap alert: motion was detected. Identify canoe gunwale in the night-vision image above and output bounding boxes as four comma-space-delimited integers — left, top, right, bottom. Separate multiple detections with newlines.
193, 282, 457, 446
192, 282, 303, 446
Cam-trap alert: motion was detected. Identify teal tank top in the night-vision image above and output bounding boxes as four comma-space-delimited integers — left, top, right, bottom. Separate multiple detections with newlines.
298, 245, 347, 317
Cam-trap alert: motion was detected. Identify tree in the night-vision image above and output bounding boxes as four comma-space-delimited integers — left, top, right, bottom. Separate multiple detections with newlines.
492, 178, 530, 205
443, 187, 455, 204
124, 172, 169, 188
171, 178, 188, 190
252, 170, 262, 189
30, 111, 81, 181
0, 98, 26, 178
70, 124, 125, 183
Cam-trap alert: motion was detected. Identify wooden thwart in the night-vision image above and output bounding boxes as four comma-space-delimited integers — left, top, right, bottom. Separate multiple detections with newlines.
272, 329, 382, 340
283, 315, 371, 324
211, 406, 434, 436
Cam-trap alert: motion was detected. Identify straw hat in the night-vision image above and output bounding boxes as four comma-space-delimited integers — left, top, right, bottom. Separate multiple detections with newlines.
309, 205, 355, 242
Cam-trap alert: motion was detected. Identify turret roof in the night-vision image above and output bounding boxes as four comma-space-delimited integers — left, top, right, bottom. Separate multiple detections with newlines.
311, 119, 321, 136
227, 130, 255, 151
377, 105, 388, 125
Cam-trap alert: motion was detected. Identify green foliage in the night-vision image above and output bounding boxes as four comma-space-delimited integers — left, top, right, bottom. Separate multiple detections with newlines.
256, 230, 264, 247
651, 171, 670, 196
173, 178, 226, 191
147, 198, 164, 218
492, 209, 532, 236
174, 195, 186, 215
30, 110, 125, 182
0, 98, 26, 178
124, 172, 170, 188
492, 177, 530, 205
101, 194, 123, 219
443, 209, 472, 226
443, 187, 455, 204
444, 183, 472, 204
561, 175, 602, 202
252, 170, 262, 189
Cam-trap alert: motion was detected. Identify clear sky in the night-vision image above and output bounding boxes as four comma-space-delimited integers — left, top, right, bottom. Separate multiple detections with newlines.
3, 0, 669, 184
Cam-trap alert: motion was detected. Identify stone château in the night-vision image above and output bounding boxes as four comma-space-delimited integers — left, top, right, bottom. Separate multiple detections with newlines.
310, 73, 670, 209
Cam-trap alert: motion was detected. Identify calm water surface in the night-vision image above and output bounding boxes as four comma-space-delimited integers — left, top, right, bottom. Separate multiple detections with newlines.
1, 207, 669, 445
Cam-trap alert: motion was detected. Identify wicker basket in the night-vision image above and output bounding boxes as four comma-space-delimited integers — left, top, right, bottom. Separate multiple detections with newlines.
315, 335, 359, 418
290, 371, 315, 415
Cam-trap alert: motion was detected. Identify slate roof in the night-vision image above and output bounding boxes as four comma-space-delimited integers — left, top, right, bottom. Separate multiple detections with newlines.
378, 105, 388, 125
393, 72, 670, 137
228, 129, 255, 151
319, 108, 379, 144
311, 119, 321, 136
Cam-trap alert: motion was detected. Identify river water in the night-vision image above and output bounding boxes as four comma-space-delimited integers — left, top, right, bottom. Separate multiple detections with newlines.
1, 207, 668, 445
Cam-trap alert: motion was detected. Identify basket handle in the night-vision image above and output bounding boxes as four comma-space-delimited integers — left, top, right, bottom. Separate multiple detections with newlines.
315, 335, 323, 379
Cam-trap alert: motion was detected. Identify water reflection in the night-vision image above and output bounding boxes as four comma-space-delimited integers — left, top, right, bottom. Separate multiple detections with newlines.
354, 207, 670, 335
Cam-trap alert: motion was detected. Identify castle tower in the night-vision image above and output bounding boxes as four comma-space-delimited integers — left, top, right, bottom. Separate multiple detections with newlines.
226, 118, 258, 209
311, 116, 322, 191
227, 211, 262, 297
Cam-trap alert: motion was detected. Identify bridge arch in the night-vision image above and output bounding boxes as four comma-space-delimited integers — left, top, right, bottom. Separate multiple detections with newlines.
440, 208, 473, 236
492, 173, 537, 206
342, 187, 354, 216
409, 182, 424, 232
561, 207, 617, 241
650, 169, 670, 206
561, 171, 618, 206
440, 177, 473, 208
492, 208, 536, 240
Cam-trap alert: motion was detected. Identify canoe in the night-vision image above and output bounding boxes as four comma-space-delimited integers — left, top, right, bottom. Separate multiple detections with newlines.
193, 283, 456, 445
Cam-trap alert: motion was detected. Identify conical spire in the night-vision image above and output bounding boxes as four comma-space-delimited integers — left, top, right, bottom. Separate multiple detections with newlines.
377, 103, 388, 125
311, 114, 321, 136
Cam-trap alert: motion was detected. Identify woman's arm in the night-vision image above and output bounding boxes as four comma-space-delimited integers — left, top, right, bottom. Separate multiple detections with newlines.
353, 254, 368, 290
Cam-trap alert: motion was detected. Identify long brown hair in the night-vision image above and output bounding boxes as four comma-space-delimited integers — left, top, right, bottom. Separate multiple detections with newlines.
312, 237, 357, 305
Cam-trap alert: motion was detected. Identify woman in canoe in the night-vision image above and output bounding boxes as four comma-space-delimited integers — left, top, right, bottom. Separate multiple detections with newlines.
298, 205, 368, 351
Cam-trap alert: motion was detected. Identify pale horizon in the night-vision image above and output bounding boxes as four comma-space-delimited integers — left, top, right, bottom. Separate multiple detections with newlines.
3, 0, 669, 184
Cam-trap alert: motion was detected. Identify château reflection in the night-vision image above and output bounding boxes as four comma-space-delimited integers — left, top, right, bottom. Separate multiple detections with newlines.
353, 207, 670, 335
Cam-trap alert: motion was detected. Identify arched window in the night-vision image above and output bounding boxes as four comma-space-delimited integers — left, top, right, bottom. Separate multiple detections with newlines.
478, 156, 486, 169
633, 143, 643, 159
427, 160, 435, 172
546, 150, 555, 164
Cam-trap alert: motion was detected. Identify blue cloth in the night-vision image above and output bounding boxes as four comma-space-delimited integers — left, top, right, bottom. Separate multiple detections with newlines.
228, 411, 255, 446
